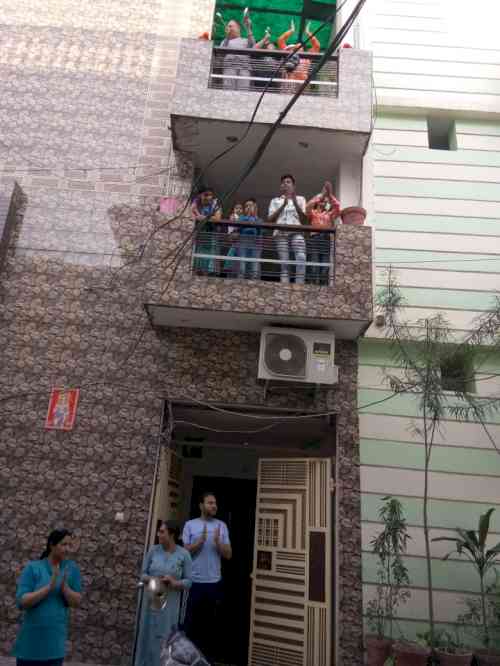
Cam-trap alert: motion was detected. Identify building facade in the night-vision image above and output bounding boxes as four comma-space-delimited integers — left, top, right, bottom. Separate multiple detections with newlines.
0, 2, 373, 666
358, 0, 500, 645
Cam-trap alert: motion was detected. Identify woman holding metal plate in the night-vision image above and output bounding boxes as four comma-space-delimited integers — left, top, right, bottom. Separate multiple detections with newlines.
135, 521, 192, 666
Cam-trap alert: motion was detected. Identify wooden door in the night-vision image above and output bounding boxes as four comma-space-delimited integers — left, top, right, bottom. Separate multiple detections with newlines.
248, 458, 333, 666
149, 447, 183, 545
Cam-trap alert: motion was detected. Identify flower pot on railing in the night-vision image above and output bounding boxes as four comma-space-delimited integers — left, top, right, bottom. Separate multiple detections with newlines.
365, 636, 392, 666
436, 650, 473, 666
340, 206, 367, 225
392, 642, 430, 666
475, 651, 500, 666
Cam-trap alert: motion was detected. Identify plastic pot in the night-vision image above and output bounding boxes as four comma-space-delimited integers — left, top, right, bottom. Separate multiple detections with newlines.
475, 651, 500, 666
393, 642, 431, 666
340, 206, 367, 225
436, 650, 472, 666
365, 636, 392, 666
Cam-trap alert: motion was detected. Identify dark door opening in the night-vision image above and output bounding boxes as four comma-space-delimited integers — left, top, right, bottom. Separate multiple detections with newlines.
189, 475, 257, 666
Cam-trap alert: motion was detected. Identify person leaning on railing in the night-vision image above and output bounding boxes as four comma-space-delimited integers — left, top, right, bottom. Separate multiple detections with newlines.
268, 174, 308, 285
306, 181, 340, 286
219, 15, 255, 90
277, 21, 320, 92
191, 188, 222, 276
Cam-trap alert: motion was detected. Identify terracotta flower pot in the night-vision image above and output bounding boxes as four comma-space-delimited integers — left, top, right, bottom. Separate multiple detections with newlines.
366, 636, 392, 666
436, 650, 472, 666
475, 651, 500, 666
393, 642, 430, 666
340, 206, 367, 225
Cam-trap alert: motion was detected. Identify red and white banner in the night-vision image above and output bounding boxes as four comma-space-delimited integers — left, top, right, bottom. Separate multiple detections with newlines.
45, 388, 80, 431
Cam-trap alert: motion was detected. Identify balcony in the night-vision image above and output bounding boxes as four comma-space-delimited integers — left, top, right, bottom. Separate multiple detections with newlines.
170, 40, 372, 212
208, 47, 339, 98
145, 220, 373, 340
171, 39, 372, 137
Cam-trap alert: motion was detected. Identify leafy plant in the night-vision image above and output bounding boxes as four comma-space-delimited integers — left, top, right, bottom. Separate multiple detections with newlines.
366, 496, 411, 639
376, 269, 500, 649
434, 508, 500, 649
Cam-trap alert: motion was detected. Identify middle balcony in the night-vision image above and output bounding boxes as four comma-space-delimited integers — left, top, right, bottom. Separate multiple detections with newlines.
145, 207, 373, 340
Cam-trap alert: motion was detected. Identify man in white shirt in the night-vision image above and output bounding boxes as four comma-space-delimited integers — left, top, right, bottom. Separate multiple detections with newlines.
182, 492, 231, 662
268, 174, 309, 284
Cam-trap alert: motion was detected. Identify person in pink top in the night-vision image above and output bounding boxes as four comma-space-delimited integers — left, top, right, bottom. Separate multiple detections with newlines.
306, 181, 340, 285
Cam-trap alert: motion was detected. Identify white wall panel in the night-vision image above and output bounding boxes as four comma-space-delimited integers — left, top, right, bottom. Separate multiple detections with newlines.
376, 230, 500, 255
374, 160, 500, 183
375, 195, 500, 218
375, 267, 500, 292
361, 466, 500, 504
359, 413, 500, 450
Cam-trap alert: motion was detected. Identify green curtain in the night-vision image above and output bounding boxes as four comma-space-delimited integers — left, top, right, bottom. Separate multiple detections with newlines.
213, 1, 335, 49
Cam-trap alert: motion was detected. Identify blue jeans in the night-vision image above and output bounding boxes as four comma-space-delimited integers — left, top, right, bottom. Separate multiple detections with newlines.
239, 234, 259, 279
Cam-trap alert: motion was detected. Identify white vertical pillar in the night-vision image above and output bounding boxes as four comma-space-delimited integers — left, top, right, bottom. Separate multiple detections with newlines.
337, 158, 362, 209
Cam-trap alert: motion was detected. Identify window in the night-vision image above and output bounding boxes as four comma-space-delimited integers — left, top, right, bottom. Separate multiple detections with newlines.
427, 117, 456, 150
440, 353, 475, 393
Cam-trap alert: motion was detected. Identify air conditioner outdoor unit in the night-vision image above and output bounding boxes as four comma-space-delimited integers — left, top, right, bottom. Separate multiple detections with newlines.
258, 327, 339, 385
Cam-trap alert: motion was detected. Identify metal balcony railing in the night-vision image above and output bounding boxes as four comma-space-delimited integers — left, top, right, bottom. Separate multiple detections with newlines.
209, 47, 338, 97
192, 220, 336, 286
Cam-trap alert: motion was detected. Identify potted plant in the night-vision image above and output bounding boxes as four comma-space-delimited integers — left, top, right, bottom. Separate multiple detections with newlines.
340, 205, 367, 225
433, 509, 500, 666
435, 629, 473, 666
365, 496, 411, 666
392, 640, 431, 666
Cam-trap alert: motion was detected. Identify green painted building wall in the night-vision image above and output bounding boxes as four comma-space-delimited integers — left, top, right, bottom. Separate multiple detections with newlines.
361, 110, 500, 641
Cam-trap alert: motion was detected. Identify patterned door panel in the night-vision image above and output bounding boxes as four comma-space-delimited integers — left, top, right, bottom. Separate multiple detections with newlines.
249, 458, 332, 666
149, 447, 182, 544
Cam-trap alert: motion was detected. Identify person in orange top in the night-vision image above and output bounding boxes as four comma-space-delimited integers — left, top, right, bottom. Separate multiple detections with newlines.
306, 181, 340, 285
277, 21, 320, 90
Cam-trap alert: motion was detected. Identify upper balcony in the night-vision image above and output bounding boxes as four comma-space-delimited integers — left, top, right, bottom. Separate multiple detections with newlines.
145, 217, 373, 340
170, 39, 373, 162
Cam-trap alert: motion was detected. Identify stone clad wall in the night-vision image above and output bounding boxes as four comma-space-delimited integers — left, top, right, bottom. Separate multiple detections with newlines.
0, 0, 364, 663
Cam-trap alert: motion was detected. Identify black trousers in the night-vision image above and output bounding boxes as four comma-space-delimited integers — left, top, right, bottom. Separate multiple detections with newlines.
183, 581, 222, 663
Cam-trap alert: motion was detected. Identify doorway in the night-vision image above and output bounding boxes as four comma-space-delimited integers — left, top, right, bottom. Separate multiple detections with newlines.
189, 475, 257, 666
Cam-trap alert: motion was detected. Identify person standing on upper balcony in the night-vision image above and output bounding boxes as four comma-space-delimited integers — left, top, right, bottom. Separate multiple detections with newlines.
219, 14, 255, 90
268, 174, 308, 284
277, 21, 320, 91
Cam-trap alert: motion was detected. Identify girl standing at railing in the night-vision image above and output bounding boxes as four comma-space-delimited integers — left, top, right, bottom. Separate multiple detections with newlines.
306, 181, 340, 286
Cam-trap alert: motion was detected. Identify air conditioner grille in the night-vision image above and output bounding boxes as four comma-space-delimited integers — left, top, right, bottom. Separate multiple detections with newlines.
264, 333, 307, 377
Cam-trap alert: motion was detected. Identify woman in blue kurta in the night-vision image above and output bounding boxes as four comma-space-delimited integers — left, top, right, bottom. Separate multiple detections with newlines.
14, 529, 82, 666
135, 520, 192, 666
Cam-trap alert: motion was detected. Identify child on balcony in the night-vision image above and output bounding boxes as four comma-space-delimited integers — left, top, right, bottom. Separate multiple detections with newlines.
191, 188, 222, 276
238, 198, 263, 280
306, 181, 340, 286
223, 202, 243, 278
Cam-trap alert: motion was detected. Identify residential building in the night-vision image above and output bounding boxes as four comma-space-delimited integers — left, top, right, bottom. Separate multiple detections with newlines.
358, 0, 500, 644
0, 2, 372, 666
